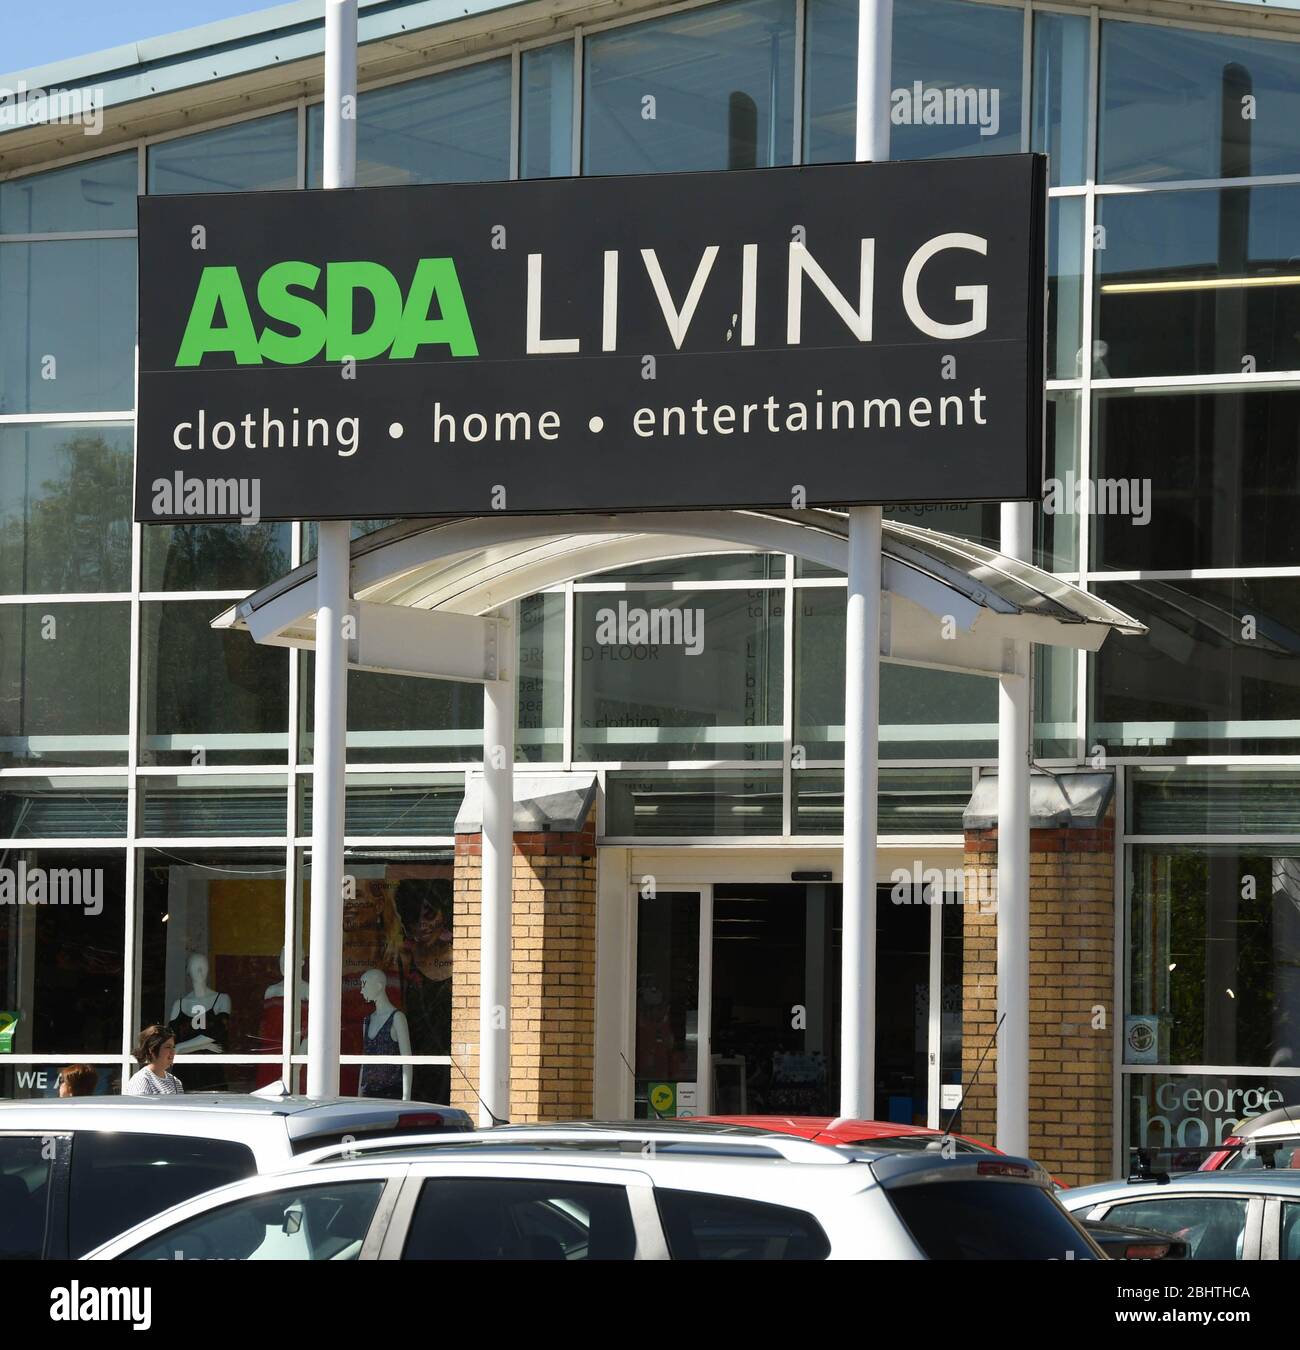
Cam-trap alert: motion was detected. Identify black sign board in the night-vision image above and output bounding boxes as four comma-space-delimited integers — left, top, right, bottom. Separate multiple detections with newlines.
135, 155, 1046, 523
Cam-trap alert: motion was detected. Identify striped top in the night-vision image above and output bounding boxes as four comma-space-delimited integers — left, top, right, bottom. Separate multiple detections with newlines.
125, 1066, 184, 1096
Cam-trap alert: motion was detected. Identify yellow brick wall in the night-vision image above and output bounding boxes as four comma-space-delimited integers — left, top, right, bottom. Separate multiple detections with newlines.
962, 805, 1116, 1186
451, 815, 598, 1123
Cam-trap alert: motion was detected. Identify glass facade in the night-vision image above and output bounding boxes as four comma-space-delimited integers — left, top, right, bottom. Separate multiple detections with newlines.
0, 0, 1297, 1145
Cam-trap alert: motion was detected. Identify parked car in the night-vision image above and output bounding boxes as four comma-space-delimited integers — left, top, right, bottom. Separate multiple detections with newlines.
0, 1094, 472, 1259
1200, 1105, 1300, 1172
696, 1114, 999, 1154
1058, 1171, 1300, 1260
85, 1122, 1105, 1260
1083, 1218, 1189, 1261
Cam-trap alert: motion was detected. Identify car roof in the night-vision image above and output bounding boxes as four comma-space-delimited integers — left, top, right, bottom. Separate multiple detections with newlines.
1235, 1105, 1300, 1138
1061, 1169, 1300, 1208
0, 1095, 469, 1139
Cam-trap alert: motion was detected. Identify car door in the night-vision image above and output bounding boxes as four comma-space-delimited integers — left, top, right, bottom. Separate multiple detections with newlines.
379, 1163, 669, 1260
1259, 1197, 1300, 1259
1095, 1192, 1264, 1260
0, 1130, 70, 1260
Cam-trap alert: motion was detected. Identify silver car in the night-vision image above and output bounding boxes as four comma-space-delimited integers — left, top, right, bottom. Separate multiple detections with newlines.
1059, 1171, 1300, 1260
0, 1094, 471, 1259
85, 1124, 1106, 1261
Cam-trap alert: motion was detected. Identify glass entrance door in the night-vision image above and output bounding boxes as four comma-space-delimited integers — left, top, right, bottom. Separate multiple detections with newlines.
631, 874, 964, 1124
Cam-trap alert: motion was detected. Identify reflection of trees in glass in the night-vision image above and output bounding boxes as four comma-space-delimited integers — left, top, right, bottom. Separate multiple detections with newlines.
0, 431, 131, 594
1133, 847, 1298, 1066
144, 523, 290, 591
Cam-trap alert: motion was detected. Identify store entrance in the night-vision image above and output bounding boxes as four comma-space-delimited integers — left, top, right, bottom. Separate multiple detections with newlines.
633, 880, 963, 1125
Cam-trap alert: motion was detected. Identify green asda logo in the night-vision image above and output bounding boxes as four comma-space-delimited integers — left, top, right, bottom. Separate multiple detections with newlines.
175, 258, 478, 367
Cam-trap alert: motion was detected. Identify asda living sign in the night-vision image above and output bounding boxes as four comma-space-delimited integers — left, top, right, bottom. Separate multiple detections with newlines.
135, 155, 1046, 523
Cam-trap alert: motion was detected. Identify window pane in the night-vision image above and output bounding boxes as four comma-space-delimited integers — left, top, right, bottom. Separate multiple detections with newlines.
0, 849, 125, 1053
1090, 578, 1300, 756
140, 600, 289, 765
0, 239, 135, 413
1034, 642, 1077, 760
521, 42, 574, 179
296, 854, 453, 1100
1128, 767, 1300, 835
122, 1181, 384, 1261
141, 522, 291, 592
138, 775, 288, 837
1092, 390, 1300, 572
297, 773, 463, 836
1127, 1073, 1300, 1170
792, 767, 972, 834
1100, 22, 1300, 184
148, 113, 298, 194
1106, 1196, 1248, 1261
70, 1133, 259, 1258
301, 653, 484, 764
0, 1134, 54, 1258
1095, 186, 1300, 380
517, 592, 565, 763
1037, 390, 1081, 573
1048, 196, 1085, 380
1129, 846, 1300, 1068
307, 62, 511, 187
0, 775, 127, 838
138, 849, 286, 1084
0, 602, 129, 767
805, 0, 1024, 164
0, 151, 137, 233
884, 502, 1000, 548
795, 587, 997, 758
403, 1178, 637, 1260
1032, 11, 1089, 187
575, 588, 783, 761
0, 423, 132, 594
606, 771, 783, 836
634, 891, 700, 1110
584, 0, 796, 175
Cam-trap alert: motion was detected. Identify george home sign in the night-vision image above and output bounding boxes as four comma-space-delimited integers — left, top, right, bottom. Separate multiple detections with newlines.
134, 155, 1047, 523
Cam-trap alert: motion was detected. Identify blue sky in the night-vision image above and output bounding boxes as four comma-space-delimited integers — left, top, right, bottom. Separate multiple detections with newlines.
1, 1, 294, 76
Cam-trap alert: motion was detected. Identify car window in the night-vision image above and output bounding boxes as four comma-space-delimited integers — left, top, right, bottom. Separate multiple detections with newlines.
120, 1180, 386, 1260
654, 1189, 830, 1260
1105, 1196, 1250, 1260
1222, 1138, 1300, 1171
69, 1131, 258, 1256
1282, 1203, 1300, 1260
887, 1180, 1099, 1259
402, 1178, 637, 1260
0, 1134, 55, 1259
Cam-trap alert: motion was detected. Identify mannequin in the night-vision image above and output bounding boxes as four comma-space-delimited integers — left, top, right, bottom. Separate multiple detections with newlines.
255, 947, 308, 1088
169, 953, 230, 1053
358, 969, 411, 1100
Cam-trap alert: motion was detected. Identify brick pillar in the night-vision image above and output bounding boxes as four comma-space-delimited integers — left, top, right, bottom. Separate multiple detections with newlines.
962, 800, 1116, 1186
451, 812, 598, 1122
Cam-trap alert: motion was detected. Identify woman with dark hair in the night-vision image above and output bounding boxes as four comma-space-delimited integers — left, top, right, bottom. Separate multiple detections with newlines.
57, 1064, 98, 1097
124, 1025, 183, 1096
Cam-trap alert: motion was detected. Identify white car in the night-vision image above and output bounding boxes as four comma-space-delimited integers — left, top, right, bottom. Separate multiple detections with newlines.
0, 1094, 471, 1259
85, 1123, 1105, 1261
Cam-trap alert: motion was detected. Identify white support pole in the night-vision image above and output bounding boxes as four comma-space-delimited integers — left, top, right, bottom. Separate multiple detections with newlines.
480, 610, 515, 1125
840, 0, 891, 1120
997, 500, 1033, 1155
306, 0, 357, 1100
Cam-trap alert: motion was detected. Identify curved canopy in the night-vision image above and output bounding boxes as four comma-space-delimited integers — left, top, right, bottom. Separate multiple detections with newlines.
213, 509, 1145, 680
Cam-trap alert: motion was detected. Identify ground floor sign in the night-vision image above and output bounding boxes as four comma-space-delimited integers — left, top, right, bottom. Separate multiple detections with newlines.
135, 155, 1046, 523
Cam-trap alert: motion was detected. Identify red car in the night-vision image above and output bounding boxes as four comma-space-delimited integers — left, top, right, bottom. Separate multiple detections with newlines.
696, 1114, 1000, 1155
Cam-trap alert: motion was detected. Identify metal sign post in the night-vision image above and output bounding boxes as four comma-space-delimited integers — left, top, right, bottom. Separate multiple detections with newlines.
840, 0, 892, 1121
306, 0, 356, 1100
